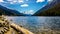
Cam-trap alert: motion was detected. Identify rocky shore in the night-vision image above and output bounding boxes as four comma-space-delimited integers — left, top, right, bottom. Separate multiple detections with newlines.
0, 16, 34, 34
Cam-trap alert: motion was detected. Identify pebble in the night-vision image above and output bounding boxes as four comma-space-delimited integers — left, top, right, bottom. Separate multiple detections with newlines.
4, 27, 9, 31
0, 23, 2, 27
0, 16, 10, 34
0, 30, 3, 34
1, 30, 4, 34
4, 29, 7, 33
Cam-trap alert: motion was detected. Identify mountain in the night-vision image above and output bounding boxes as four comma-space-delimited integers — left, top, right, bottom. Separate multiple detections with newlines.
33, 0, 60, 16
0, 5, 24, 16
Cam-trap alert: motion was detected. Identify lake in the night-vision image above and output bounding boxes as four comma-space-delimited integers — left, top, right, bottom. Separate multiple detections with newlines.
6, 17, 60, 34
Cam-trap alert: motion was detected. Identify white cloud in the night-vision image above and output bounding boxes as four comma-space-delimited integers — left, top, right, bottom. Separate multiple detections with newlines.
10, 2, 14, 4
0, 0, 4, 2
7, 0, 13, 1
47, 0, 53, 2
47, 0, 53, 3
6, 0, 16, 4
6, 0, 24, 4
36, 0, 45, 3
0, 0, 24, 4
21, 4, 28, 7
13, 0, 17, 3
9, 1, 17, 4
18, 0, 24, 3
24, 10, 34, 15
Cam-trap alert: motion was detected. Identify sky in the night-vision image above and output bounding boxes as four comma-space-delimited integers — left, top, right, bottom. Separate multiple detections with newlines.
0, 0, 53, 15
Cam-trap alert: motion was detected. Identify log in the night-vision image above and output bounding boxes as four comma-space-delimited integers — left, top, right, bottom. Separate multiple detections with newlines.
10, 23, 34, 34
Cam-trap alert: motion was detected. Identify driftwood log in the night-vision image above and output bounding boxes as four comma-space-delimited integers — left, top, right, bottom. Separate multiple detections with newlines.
11, 23, 34, 34
0, 16, 34, 34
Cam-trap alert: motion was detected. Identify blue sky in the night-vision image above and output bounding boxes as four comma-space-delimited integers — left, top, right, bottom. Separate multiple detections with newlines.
0, 0, 53, 15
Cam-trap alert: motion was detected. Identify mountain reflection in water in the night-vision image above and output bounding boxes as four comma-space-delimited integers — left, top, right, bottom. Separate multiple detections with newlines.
6, 17, 60, 34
